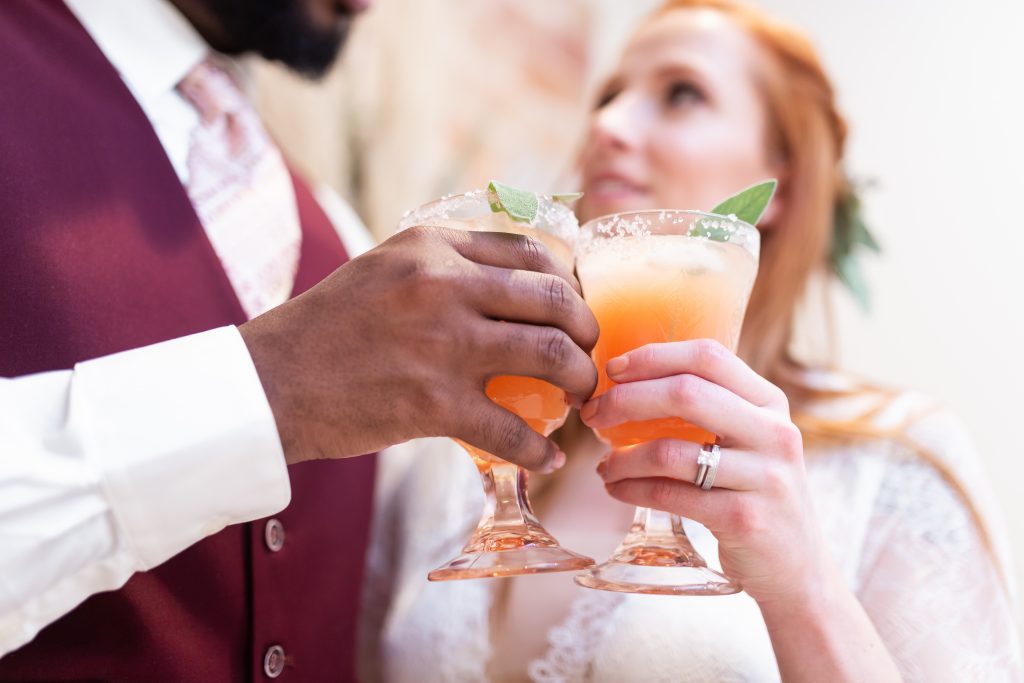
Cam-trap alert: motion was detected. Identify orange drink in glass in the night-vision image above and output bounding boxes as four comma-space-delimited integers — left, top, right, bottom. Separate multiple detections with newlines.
574, 210, 759, 595
398, 189, 595, 580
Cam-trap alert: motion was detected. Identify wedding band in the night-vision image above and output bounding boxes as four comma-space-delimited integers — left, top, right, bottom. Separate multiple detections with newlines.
695, 443, 721, 491
695, 463, 709, 487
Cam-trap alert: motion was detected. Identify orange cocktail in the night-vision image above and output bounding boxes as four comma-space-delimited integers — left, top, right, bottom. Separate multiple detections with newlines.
578, 231, 758, 448
574, 209, 759, 596
398, 187, 594, 581
425, 211, 576, 472
459, 374, 570, 470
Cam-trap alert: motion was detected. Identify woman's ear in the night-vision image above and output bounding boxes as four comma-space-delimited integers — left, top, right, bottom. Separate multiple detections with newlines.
758, 191, 783, 229
757, 167, 787, 231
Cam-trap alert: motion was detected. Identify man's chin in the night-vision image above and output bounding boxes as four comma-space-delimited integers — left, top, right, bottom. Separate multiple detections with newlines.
195, 0, 357, 79
335, 0, 371, 14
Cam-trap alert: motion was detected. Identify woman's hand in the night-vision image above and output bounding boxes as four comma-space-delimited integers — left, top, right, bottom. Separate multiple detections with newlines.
580, 339, 837, 607
582, 339, 903, 681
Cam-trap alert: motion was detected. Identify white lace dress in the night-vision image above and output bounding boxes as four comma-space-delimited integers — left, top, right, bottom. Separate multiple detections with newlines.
358, 383, 1023, 682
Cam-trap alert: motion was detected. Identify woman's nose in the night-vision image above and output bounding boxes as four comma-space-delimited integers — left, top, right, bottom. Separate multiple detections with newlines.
590, 92, 646, 151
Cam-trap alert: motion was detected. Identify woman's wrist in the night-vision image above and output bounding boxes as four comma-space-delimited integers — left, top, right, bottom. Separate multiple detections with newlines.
755, 562, 901, 682
754, 554, 845, 635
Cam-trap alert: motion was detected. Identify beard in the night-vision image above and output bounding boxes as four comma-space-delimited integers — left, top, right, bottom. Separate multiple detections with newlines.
196, 0, 354, 78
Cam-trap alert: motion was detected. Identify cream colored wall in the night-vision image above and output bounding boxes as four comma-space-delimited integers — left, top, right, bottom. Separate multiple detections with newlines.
755, 0, 1024, 607
251, 0, 596, 239
253, 0, 1024, 613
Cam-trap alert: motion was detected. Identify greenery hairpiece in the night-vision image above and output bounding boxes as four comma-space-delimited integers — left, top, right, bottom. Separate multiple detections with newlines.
830, 181, 880, 311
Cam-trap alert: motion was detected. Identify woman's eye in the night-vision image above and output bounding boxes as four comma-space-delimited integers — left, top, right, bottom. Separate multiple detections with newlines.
665, 81, 703, 107
595, 88, 620, 110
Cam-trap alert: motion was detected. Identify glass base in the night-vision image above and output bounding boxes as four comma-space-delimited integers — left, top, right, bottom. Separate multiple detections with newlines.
429, 544, 595, 581
574, 507, 741, 595
428, 460, 595, 581
574, 556, 741, 595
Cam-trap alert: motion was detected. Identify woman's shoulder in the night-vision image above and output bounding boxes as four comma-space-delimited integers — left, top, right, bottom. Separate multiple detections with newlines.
787, 366, 970, 459
789, 367, 990, 521
791, 367, 1014, 590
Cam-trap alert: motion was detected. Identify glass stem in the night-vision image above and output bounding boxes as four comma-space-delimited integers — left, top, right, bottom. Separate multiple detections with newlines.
484, 463, 533, 528
615, 507, 705, 566
459, 462, 559, 554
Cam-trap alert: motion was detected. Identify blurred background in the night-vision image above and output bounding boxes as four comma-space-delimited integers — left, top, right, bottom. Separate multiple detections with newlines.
249, 0, 1024, 612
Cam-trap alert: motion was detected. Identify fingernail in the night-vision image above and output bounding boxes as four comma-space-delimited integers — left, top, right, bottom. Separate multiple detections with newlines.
539, 450, 567, 473
551, 450, 567, 470
580, 398, 600, 423
568, 395, 584, 410
606, 355, 629, 377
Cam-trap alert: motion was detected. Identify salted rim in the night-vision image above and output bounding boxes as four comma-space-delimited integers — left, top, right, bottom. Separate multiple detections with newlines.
577, 209, 760, 260
397, 189, 580, 246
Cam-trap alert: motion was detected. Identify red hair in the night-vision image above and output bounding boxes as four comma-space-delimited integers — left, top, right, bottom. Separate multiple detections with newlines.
650, 0, 1005, 584
652, 0, 850, 385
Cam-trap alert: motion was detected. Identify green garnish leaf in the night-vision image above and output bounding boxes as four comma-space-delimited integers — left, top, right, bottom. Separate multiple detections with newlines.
552, 192, 583, 206
689, 178, 778, 241
488, 180, 539, 223
690, 222, 734, 241
833, 250, 872, 310
830, 188, 881, 310
709, 179, 778, 225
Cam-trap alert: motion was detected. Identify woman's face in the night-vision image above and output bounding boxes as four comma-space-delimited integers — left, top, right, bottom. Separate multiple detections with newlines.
578, 8, 781, 223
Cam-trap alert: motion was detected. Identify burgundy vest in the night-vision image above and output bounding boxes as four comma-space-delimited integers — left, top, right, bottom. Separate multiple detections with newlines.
0, 2, 376, 681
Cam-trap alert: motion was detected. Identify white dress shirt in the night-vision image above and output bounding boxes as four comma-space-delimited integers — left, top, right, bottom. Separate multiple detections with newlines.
0, 0, 375, 657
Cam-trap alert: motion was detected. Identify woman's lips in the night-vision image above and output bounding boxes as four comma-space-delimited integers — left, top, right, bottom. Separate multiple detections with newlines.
585, 177, 649, 201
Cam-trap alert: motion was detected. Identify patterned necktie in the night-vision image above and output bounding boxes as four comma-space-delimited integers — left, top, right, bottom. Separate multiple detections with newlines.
176, 59, 301, 319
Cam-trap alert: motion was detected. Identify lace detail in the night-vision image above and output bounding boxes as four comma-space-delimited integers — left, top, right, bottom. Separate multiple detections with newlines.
360, 438, 496, 683
360, 384, 1023, 682
858, 450, 975, 586
528, 590, 625, 683
855, 432, 1023, 681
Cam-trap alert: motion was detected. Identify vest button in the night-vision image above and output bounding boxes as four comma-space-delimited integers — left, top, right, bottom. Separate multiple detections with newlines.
264, 644, 286, 678
264, 518, 285, 552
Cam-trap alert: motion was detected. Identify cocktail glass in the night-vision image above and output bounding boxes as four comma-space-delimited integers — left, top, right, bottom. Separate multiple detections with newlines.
398, 190, 596, 580
573, 210, 759, 595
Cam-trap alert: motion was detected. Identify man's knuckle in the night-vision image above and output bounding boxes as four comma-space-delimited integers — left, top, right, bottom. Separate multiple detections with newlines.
407, 378, 452, 437
401, 224, 446, 249
418, 321, 449, 354
544, 276, 570, 316
492, 323, 524, 359
496, 414, 529, 454
541, 329, 571, 369
397, 224, 427, 242
583, 315, 601, 349
421, 383, 450, 423
514, 234, 546, 270
398, 255, 440, 288
451, 320, 484, 362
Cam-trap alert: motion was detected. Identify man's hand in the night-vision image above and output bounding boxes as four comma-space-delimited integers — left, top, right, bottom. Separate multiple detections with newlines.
239, 226, 599, 470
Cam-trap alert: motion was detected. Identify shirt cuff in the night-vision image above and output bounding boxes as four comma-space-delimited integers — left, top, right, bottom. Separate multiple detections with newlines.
71, 326, 291, 569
